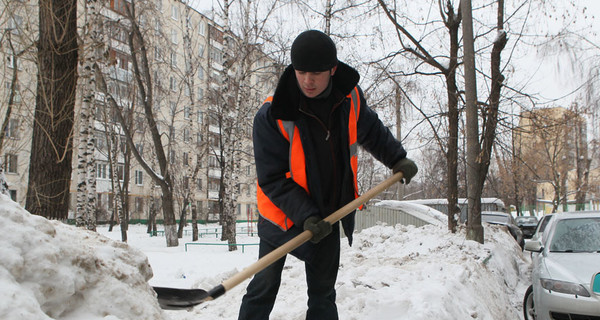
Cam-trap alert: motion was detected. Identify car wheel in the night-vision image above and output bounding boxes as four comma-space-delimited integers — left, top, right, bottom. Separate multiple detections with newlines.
523, 285, 536, 320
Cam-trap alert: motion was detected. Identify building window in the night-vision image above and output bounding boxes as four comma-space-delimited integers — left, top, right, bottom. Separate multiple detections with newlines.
108, 21, 128, 43
110, 0, 130, 16
169, 150, 176, 164
197, 111, 203, 124
183, 152, 189, 166
198, 21, 206, 36
4, 118, 19, 139
7, 55, 22, 70
210, 47, 223, 64
183, 176, 190, 190
198, 44, 205, 57
184, 107, 191, 120
135, 170, 143, 185
183, 128, 190, 142
169, 102, 177, 117
96, 163, 108, 179
208, 113, 219, 127
154, 47, 163, 61
108, 193, 114, 210
197, 178, 203, 190
170, 51, 177, 67
109, 49, 129, 70
114, 164, 125, 181
171, 29, 178, 44
136, 117, 145, 131
208, 178, 220, 192
209, 132, 220, 148
135, 197, 144, 212
8, 15, 23, 35
208, 155, 219, 168
197, 132, 203, 146
170, 77, 176, 91
4, 154, 18, 173
171, 4, 179, 20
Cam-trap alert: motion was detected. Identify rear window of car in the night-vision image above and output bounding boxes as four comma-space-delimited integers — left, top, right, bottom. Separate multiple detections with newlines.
517, 217, 537, 224
482, 214, 510, 224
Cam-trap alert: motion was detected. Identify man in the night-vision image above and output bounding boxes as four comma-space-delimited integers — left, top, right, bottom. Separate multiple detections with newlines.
239, 30, 417, 320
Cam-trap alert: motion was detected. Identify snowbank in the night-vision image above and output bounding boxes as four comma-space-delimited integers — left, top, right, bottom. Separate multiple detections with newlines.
169, 223, 530, 320
0, 194, 164, 320
0, 192, 531, 320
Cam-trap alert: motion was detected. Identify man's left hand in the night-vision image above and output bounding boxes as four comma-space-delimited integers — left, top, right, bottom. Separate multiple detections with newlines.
392, 158, 418, 184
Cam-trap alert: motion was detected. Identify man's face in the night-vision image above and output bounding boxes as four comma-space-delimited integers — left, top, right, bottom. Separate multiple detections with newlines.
295, 66, 337, 98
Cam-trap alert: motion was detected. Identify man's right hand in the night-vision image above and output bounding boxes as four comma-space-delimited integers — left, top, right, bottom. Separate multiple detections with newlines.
303, 216, 332, 244
392, 158, 418, 184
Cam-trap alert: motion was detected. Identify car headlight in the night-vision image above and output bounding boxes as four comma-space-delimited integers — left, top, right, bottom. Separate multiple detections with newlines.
540, 278, 590, 297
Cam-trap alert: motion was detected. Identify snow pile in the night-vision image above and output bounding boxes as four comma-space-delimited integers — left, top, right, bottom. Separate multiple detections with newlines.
174, 222, 530, 320
0, 194, 163, 320
0, 192, 530, 320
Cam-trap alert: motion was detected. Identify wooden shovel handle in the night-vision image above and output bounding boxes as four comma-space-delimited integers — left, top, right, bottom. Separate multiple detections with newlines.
209, 172, 404, 299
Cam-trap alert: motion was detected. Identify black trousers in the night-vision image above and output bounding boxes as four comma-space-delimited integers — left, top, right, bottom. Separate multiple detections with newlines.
238, 231, 341, 320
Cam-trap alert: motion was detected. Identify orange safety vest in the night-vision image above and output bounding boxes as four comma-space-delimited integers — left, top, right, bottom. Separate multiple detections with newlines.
257, 87, 362, 231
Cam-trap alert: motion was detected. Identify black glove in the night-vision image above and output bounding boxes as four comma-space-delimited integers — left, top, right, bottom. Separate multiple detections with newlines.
392, 158, 418, 184
303, 216, 332, 244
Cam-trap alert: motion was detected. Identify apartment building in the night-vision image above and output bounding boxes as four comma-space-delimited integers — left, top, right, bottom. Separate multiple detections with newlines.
515, 106, 599, 212
0, 0, 276, 223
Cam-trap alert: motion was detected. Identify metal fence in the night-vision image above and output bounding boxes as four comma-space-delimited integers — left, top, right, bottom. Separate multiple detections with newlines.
343, 205, 434, 237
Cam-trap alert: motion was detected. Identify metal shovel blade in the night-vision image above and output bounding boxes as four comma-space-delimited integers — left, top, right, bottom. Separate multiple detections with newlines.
153, 286, 209, 310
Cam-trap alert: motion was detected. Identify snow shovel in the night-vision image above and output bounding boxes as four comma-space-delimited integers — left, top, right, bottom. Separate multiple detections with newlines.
154, 171, 404, 309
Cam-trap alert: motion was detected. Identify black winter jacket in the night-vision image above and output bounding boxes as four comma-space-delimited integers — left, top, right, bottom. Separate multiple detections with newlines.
253, 62, 407, 262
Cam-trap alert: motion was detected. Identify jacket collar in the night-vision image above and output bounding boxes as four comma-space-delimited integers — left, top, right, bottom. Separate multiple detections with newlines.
270, 62, 360, 120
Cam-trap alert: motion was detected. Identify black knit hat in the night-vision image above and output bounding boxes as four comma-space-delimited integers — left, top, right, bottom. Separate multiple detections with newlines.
291, 30, 338, 72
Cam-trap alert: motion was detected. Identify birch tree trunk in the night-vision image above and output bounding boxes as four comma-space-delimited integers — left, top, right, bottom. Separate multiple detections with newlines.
218, 0, 238, 251
76, 0, 101, 231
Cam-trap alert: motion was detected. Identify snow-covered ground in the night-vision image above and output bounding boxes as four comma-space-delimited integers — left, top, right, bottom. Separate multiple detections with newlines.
0, 193, 532, 319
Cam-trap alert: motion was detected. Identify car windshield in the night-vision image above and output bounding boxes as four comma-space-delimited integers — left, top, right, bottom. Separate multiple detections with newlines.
549, 217, 600, 252
482, 214, 509, 224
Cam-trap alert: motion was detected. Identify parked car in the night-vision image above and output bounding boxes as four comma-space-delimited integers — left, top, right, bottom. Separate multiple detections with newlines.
523, 212, 600, 320
515, 215, 539, 239
530, 214, 554, 245
481, 211, 525, 249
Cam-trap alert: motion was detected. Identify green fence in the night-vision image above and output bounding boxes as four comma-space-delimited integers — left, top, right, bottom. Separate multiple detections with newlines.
517, 202, 600, 215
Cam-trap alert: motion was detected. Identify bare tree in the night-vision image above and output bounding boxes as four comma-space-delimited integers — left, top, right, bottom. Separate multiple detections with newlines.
377, 0, 463, 232
94, 1, 181, 246
26, 0, 78, 219
207, 0, 279, 250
